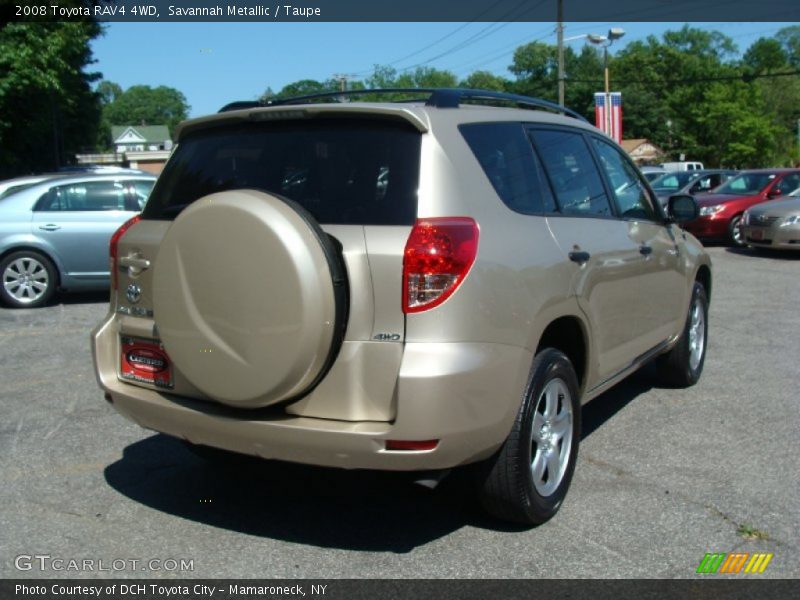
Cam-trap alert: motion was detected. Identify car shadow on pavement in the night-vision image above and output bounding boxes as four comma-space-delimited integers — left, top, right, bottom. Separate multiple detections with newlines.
104, 433, 497, 552
581, 365, 656, 440
104, 367, 657, 550
725, 246, 800, 260
53, 290, 110, 305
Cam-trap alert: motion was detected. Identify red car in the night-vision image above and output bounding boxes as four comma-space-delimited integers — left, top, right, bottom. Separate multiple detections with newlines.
682, 169, 800, 246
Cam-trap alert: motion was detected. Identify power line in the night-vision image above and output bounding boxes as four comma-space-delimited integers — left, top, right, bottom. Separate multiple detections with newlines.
567, 69, 800, 86
349, 0, 510, 76
396, 0, 550, 72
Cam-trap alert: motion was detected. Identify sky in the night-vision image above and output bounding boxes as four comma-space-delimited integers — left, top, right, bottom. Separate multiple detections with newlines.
89, 21, 792, 118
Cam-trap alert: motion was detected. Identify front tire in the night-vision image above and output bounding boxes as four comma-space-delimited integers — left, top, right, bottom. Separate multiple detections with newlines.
0, 250, 57, 308
728, 215, 744, 247
477, 348, 581, 526
657, 281, 708, 387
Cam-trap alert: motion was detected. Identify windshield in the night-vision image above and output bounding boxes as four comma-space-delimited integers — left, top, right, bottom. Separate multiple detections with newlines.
713, 172, 776, 196
650, 171, 701, 192
144, 118, 421, 225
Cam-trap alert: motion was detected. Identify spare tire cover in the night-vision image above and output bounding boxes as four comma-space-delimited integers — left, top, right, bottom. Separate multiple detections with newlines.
153, 190, 343, 408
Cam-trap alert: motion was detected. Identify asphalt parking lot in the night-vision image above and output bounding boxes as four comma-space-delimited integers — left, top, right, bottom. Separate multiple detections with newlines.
1, 245, 798, 579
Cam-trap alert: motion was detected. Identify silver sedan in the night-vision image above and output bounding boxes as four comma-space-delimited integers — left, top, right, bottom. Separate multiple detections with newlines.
741, 189, 800, 251
0, 173, 156, 307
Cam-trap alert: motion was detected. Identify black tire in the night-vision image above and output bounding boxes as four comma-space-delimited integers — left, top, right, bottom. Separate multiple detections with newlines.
728, 214, 744, 247
0, 250, 58, 308
476, 348, 581, 526
657, 281, 708, 387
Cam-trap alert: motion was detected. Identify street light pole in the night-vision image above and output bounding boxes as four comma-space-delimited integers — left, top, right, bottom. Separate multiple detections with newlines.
587, 28, 625, 139
603, 45, 610, 137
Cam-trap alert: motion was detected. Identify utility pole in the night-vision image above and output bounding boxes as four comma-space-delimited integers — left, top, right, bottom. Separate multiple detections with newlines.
557, 0, 564, 106
332, 73, 350, 93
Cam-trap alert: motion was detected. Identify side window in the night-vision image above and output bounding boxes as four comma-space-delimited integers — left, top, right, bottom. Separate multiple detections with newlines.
775, 173, 800, 195
460, 122, 556, 214
129, 180, 155, 210
38, 181, 127, 211
81, 181, 127, 211
528, 129, 612, 217
35, 188, 63, 211
690, 175, 715, 193
590, 137, 657, 221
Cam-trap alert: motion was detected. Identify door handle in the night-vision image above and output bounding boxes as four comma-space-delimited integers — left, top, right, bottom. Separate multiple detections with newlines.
568, 251, 591, 264
118, 255, 151, 270
38, 224, 61, 232
639, 245, 653, 256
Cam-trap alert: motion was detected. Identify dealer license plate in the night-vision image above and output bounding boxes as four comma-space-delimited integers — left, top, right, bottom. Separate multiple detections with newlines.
120, 336, 173, 388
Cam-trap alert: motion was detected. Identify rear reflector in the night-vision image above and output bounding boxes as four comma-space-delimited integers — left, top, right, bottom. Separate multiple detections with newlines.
403, 217, 479, 313
385, 439, 439, 451
110, 215, 141, 290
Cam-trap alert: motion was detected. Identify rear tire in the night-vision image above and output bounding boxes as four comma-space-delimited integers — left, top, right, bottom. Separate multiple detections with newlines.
657, 281, 708, 387
0, 250, 57, 308
476, 348, 581, 526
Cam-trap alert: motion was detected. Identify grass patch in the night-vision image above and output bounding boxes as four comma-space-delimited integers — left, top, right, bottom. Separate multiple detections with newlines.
737, 523, 769, 540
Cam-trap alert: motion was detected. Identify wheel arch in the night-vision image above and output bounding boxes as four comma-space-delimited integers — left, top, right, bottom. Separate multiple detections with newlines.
695, 264, 712, 303
535, 315, 588, 391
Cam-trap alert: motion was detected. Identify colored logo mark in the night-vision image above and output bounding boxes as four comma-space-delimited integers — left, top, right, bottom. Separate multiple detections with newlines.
696, 552, 773, 574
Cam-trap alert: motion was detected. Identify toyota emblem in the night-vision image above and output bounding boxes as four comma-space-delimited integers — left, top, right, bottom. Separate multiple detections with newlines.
126, 283, 142, 304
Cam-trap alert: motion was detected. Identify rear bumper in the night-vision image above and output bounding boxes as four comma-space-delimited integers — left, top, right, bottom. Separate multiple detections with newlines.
92, 315, 532, 470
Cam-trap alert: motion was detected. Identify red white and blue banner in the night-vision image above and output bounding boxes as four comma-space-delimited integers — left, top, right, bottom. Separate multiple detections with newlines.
594, 92, 623, 143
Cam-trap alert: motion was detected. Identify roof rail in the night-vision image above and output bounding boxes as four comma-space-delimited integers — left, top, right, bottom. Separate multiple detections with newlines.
218, 88, 587, 122
218, 100, 264, 112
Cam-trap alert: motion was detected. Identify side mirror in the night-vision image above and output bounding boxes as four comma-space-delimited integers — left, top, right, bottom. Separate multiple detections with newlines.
668, 194, 699, 223
766, 188, 783, 199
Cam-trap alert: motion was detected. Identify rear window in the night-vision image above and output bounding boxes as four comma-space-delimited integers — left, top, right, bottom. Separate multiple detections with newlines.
143, 119, 421, 225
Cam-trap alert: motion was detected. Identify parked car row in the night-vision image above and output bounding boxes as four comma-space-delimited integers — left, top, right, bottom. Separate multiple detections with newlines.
0, 172, 156, 308
679, 169, 800, 247
638, 166, 800, 250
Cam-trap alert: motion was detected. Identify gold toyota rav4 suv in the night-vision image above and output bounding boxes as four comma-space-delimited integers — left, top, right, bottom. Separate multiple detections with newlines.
92, 89, 711, 525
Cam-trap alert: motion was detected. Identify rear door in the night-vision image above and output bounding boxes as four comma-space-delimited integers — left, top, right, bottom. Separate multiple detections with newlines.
528, 127, 679, 383
32, 179, 140, 279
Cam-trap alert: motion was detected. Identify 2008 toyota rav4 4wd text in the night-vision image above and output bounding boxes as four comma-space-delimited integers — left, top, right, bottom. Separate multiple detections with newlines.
92, 89, 711, 525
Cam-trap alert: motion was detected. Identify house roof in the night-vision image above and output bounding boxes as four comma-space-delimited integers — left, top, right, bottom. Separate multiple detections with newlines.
620, 138, 651, 152
112, 125, 171, 144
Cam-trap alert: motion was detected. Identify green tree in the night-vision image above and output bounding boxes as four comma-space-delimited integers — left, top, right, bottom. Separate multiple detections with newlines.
508, 42, 601, 119
458, 70, 510, 92
0, 20, 102, 176
691, 82, 781, 167
102, 84, 189, 139
275, 79, 333, 98
395, 66, 458, 88
743, 35, 800, 165
508, 41, 558, 101
775, 25, 800, 68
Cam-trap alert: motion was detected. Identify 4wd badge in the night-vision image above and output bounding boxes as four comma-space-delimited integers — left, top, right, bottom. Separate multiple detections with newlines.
373, 333, 401, 341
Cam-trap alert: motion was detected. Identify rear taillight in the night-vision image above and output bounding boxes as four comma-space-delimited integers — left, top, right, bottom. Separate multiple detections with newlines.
403, 217, 479, 313
110, 215, 141, 290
